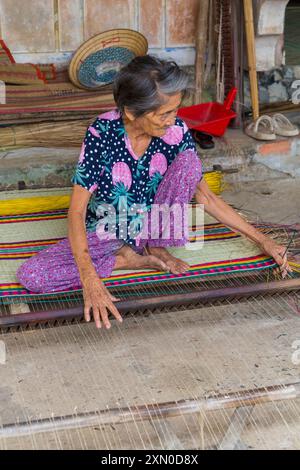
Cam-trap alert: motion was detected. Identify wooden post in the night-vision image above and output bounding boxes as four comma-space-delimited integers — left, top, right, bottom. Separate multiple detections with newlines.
194, 0, 210, 104
243, 0, 260, 120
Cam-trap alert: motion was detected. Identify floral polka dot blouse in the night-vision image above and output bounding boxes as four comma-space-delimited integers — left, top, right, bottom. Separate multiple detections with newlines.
72, 109, 197, 246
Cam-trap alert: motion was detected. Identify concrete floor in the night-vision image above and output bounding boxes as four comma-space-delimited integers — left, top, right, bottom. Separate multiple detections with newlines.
223, 176, 300, 226
1, 296, 300, 450
0, 177, 300, 449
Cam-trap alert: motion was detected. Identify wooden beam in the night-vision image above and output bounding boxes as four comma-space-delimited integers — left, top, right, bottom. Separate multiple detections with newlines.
1, 278, 300, 330
0, 382, 299, 439
194, 0, 210, 104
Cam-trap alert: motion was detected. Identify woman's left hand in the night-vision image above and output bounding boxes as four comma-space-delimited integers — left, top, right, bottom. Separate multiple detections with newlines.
194, 178, 293, 279
259, 236, 292, 278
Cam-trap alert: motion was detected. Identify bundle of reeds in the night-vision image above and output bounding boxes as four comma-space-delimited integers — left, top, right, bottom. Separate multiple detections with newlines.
203, 170, 226, 195
0, 119, 91, 148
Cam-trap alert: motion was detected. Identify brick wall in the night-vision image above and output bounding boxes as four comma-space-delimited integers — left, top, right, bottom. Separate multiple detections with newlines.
0, 0, 199, 67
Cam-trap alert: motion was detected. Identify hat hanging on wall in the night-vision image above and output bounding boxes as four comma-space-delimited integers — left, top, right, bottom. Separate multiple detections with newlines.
69, 28, 148, 90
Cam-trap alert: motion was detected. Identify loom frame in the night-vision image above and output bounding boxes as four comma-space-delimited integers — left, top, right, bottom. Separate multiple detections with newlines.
1, 382, 299, 441
1, 277, 300, 331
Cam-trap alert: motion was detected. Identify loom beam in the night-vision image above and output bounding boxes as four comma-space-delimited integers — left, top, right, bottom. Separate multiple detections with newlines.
1, 382, 299, 439
0, 278, 299, 330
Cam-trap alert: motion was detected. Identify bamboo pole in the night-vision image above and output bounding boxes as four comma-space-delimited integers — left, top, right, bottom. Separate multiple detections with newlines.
243, 0, 260, 120
194, 0, 210, 104
1, 382, 299, 438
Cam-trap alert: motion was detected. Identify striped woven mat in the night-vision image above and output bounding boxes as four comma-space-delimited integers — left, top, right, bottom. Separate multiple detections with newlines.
0, 85, 114, 116
0, 195, 276, 299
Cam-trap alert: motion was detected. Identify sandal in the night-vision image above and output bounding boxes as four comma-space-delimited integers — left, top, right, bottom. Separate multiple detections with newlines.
272, 113, 299, 137
245, 115, 276, 141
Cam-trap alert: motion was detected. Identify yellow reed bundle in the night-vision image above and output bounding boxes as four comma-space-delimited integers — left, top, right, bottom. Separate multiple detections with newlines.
290, 262, 300, 274
0, 194, 71, 216
0, 172, 226, 216
203, 171, 226, 195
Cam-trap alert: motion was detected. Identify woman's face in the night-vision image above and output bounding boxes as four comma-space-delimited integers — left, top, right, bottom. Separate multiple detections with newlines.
127, 92, 183, 138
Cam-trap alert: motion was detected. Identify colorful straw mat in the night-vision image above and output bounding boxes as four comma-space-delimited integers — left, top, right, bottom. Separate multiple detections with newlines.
1, 82, 113, 107
0, 82, 115, 125
4, 82, 82, 98
0, 39, 56, 80
0, 63, 46, 85
0, 61, 56, 83
69, 29, 148, 89
0, 39, 56, 79
37, 64, 56, 81
0, 191, 276, 299
0, 113, 97, 126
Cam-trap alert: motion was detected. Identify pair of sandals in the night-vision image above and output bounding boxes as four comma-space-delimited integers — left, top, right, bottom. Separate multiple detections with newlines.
245, 113, 299, 141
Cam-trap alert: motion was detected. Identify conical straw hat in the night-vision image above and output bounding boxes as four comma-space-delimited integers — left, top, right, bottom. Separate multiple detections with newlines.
69, 28, 148, 90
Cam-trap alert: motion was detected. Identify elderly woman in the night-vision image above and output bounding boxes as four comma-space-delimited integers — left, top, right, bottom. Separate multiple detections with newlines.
17, 55, 290, 329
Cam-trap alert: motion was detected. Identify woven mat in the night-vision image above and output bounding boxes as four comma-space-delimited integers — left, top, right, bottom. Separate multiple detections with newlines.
0, 190, 276, 299
0, 80, 114, 126
0, 86, 114, 114
0, 63, 46, 85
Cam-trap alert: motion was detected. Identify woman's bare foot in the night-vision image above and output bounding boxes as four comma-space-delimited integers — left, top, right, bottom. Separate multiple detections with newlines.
145, 246, 190, 274
114, 244, 169, 272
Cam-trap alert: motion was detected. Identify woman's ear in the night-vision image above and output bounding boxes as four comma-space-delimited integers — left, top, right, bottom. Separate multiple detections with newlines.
123, 107, 136, 122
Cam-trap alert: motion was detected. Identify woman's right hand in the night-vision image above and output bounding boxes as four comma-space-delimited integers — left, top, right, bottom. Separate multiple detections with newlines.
82, 274, 122, 329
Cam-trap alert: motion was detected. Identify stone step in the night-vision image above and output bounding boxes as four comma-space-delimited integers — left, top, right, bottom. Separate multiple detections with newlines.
0, 147, 79, 191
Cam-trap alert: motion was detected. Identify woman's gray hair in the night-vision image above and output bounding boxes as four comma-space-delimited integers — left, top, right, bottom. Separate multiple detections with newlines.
113, 55, 190, 117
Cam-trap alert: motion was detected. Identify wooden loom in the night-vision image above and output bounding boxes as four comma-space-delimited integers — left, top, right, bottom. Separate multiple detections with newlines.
1, 197, 300, 449
1, 280, 300, 449
1, 239, 300, 448
1, 213, 300, 330
1, 276, 300, 331
1, 382, 300, 445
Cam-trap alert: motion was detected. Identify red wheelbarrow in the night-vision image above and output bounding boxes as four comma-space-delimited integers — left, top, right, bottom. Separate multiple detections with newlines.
177, 87, 237, 137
